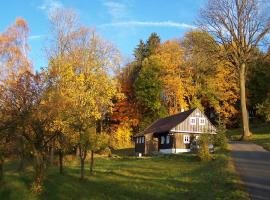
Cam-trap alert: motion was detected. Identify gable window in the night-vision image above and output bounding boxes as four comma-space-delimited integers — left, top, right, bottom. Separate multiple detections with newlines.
161, 136, 165, 144
190, 117, 196, 125
183, 135, 190, 144
166, 135, 170, 144
141, 137, 144, 144
199, 117, 205, 125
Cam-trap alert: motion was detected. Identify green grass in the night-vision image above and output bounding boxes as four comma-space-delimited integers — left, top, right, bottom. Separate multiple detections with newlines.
0, 151, 249, 200
227, 123, 270, 150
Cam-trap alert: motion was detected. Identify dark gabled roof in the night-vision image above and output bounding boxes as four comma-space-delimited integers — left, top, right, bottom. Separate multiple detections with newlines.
134, 108, 196, 137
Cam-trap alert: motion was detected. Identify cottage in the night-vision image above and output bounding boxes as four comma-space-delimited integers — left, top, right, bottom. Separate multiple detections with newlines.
134, 108, 216, 155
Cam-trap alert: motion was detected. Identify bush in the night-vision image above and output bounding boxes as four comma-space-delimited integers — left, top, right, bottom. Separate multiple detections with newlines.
214, 122, 228, 150
198, 134, 211, 161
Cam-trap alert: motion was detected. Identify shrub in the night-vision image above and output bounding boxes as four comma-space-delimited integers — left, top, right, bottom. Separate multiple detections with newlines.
198, 134, 211, 161
214, 122, 228, 150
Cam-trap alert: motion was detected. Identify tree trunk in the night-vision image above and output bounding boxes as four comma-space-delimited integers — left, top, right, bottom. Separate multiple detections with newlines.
49, 142, 55, 166
76, 146, 80, 157
80, 157, 85, 180
18, 136, 25, 172
33, 149, 45, 192
240, 63, 251, 139
90, 150, 94, 175
79, 146, 87, 180
59, 149, 64, 174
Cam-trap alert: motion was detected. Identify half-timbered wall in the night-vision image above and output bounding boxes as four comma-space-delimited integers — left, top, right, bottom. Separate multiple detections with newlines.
171, 108, 216, 133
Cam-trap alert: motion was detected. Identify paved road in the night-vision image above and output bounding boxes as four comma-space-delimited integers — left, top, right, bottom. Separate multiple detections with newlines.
230, 141, 270, 200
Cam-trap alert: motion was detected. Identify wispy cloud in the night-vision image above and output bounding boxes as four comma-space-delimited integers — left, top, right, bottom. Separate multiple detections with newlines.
99, 21, 196, 29
38, 0, 63, 15
102, 0, 131, 21
29, 34, 46, 40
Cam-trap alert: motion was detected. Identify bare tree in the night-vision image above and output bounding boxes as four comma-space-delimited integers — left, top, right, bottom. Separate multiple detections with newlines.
199, 0, 270, 138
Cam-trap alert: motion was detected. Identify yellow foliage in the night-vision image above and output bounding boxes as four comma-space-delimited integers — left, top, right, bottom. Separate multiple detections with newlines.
110, 123, 133, 149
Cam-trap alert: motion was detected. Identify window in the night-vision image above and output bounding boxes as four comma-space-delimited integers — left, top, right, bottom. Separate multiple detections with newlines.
161, 136, 165, 144
136, 137, 139, 144
141, 137, 144, 144
190, 117, 196, 125
199, 117, 205, 125
183, 135, 190, 144
166, 135, 170, 144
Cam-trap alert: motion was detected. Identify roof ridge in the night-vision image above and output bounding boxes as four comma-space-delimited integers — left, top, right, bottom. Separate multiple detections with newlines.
134, 108, 197, 137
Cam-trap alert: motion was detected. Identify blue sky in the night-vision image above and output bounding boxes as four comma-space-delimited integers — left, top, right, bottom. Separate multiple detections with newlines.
0, 0, 205, 70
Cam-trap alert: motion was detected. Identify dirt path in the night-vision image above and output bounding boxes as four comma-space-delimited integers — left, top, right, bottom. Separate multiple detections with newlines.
230, 141, 270, 200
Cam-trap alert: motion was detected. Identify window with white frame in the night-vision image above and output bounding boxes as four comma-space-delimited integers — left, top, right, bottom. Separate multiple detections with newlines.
161, 136, 165, 144
183, 135, 190, 144
136, 137, 139, 144
199, 117, 205, 125
141, 137, 144, 144
190, 117, 196, 125
139, 137, 142, 144
166, 135, 170, 144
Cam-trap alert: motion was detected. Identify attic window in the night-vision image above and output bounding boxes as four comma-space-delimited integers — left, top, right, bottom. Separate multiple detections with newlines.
199, 117, 205, 125
190, 117, 196, 125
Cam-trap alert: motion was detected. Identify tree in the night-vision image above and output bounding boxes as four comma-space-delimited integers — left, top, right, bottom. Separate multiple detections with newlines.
0, 18, 31, 83
181, 30, 239, 125
199, 0, 270, 138
48, 8, 120, 180
153, 40, 187, 114
88, 130, 109, 175
145, 33, 161, 57
134, 58, 166, 130
248, 50, 270, 121
110, 122, 133, 149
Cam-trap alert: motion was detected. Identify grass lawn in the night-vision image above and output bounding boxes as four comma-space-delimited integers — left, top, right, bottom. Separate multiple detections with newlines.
0, 151, 249, 200
227, 123, 270, 151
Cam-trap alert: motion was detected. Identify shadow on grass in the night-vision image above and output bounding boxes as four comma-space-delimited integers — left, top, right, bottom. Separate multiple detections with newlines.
0, 152, 249, 200
111, 148, 135, 157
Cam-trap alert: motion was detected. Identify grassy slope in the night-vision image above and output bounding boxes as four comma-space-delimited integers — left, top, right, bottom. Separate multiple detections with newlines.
0, 151, 248, 200
227, 123, 270, 150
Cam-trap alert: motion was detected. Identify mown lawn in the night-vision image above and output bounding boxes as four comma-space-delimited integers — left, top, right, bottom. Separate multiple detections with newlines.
0, 151, 248, 200
227, 123, 270, 151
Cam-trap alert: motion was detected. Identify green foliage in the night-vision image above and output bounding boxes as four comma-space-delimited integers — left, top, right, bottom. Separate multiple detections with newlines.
135, 58, 162, 112
198, 134, 212, 161
256, 97, 270, 122
134, 57, 168, 129
134, 40, 146, 63
145, 32, 161, 57
214, 121, 228, 150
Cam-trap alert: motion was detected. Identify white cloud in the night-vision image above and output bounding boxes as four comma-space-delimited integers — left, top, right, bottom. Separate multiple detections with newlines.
29, 34, 46, 40
38, 0, 63, 15
99, 21, 196, 29
102, 1, 130, 21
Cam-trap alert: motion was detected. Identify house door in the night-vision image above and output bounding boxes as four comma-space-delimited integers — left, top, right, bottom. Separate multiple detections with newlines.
145, 137, 158, 155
